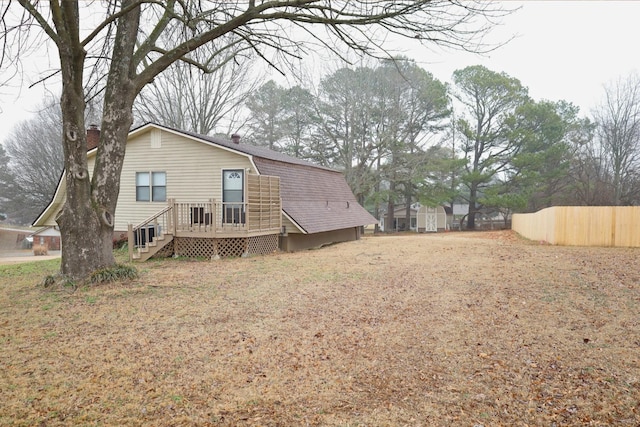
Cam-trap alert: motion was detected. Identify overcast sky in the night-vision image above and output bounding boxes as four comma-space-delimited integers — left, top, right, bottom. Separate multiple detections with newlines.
1, 1, 639, 145
415, 0, 640, 116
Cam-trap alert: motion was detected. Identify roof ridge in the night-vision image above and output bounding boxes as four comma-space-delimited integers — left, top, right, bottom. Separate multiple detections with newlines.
136, 122, 336, 172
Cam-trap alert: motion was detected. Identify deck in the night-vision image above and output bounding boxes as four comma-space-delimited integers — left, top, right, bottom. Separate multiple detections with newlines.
128, 174, 281, 261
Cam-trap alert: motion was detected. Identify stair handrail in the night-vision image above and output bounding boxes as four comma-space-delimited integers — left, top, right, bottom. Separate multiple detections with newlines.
131, 205, 173, 231
128, 203, 174, 261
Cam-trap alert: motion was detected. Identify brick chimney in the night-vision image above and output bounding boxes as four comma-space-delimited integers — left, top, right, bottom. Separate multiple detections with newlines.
87, 125, 100, 151
231, 134, 240, 144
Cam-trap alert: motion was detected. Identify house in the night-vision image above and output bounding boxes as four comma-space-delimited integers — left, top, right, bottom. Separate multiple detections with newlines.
380, 206, 418, 232
380, 204, 452, 232
29, 226, 61, 251
33, 123, 377, 261
451, 203, 510, 230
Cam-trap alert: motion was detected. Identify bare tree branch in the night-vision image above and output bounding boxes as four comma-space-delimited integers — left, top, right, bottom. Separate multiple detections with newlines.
0, 0, 511, 278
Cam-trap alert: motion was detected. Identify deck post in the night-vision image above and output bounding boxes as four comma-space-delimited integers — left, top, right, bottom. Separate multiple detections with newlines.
209, 199, 216, 236
127, 223, 134, 261
167, 198, 174, 233
245, 172, 249, 230
170, 198, 178, 235
246, 190, 251, 231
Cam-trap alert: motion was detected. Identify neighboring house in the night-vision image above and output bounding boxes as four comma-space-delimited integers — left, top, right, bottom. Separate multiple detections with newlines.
452, 203, 469, 218
380, 204, 452, 232
34, 123, 377, 261
381, 206, 419, 232
452, 203, 509, 230
29, 226, 61, 251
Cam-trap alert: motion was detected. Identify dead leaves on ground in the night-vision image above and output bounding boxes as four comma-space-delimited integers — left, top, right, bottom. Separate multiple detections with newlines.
1, 231, 639, 426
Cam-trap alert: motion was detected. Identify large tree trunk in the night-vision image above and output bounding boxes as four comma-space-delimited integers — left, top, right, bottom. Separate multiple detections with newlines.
52, 2, 111, 278
467, 184, 478, 230
55, 1, 140, 279
373, 158, 382, 233
404, 184, 412, 231
386, 179, 396, 232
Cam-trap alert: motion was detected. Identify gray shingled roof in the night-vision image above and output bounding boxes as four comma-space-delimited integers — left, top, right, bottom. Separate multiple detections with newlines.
34, 123, 378, 232
179, 128, 334, 171
166, 125, 378, 234
252, 158, 377, 234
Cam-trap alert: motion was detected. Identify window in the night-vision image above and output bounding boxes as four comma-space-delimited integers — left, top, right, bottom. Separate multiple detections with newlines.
152, 172, 166, 201
223, 170, 243, 204
136, 172, 166, 202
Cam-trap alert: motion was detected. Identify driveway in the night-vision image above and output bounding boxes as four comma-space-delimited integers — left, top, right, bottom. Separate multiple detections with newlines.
0, 250, 61, 265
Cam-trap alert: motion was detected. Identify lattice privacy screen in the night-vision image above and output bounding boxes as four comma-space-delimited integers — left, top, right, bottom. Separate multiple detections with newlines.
216, 238, 247, 258
174, 237, 219, 258
168, 234, 279, 259
247, 234, 279, 255
151, 240, 175, 259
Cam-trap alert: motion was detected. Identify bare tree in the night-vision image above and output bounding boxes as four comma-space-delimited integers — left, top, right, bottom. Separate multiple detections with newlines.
134, 46, 258, 135
0, 144, 21, 221
2, 98, 64, 224
1, 1, 508, 279
593, 73, 640, 205
570, 139, 615, 205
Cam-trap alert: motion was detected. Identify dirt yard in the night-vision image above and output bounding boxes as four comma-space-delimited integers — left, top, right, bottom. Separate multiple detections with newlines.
0, 231, 638, 426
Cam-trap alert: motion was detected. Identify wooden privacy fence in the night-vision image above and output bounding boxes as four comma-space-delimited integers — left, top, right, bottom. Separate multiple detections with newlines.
246, 174, 281, 232
512, 206, 640, 247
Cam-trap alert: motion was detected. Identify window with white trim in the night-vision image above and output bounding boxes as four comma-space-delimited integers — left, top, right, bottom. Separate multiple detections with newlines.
136, 172, 166, 202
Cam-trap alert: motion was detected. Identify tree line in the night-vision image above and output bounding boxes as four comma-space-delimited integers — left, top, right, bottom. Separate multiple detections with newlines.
240, 62, 640, 229
4, 0, 508, 279
2, 61, 639, 229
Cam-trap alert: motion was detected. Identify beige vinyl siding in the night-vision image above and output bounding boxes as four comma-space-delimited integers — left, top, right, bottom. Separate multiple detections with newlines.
35, 191, 65, 227
89, 129, 253, 231
32, 227, 61, 237
281, 215, 303, 234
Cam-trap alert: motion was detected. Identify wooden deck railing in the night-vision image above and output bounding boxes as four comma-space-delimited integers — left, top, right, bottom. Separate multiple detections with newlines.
127, 206, 172, 261
128, 174, 282, 260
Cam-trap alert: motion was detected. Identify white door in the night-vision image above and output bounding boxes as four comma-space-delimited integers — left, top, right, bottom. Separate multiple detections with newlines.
425, 207, 437, 232
223, 169, 244, 224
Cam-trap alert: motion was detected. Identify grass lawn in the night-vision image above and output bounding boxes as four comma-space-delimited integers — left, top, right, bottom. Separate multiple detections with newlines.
0, 231, 639, 426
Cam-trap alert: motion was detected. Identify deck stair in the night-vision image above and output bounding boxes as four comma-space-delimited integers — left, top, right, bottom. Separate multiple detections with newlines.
127, 175, 282, 262
132, 230, 173, 262
128, 206, 174, 262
